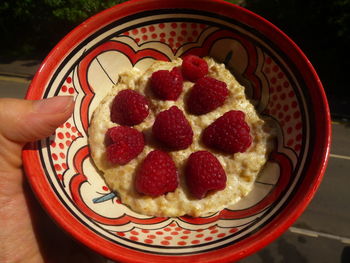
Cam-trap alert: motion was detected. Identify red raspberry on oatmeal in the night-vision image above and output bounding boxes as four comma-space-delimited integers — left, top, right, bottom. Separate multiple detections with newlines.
203, 110, 252, 154
187, 76, 229, 115
111, 89, 149, 126
182, 55, 209, 82
135, 150, 179, 197
152, 106, 193, 150
105, 126, 145, 165
150, 67, 183, 101
186, 151, 227, 199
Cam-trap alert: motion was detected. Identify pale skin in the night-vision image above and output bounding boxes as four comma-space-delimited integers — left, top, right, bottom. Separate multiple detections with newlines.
0, 97, 105, 263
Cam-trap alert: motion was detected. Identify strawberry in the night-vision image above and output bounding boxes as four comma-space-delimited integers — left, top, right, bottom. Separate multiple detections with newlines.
135, 150, 179, 197
185, 151, 226, 199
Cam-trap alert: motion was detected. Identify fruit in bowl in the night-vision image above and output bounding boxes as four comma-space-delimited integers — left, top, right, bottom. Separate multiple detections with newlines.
88, 55, 276, 217
23, 0, 330, 262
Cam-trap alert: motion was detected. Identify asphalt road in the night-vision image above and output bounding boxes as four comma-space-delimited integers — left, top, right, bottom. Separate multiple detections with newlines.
0, 78, 29, 98
1, 64, 349, 263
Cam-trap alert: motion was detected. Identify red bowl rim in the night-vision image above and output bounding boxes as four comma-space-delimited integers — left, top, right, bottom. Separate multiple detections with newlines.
23, 0, 331, 262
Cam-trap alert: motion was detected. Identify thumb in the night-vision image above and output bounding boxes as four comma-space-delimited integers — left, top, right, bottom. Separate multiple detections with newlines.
0, 96, 74, 144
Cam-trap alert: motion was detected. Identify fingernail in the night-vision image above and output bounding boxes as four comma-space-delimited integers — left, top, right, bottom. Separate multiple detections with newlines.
33, 96, 74, 114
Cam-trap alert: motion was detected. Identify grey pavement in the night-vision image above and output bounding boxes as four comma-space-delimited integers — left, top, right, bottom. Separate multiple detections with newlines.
0, 79, 28, 98
0, 59, 40, 99
240, 232, 348, 263
0, 59, 41, 78
1, 60, 349, 262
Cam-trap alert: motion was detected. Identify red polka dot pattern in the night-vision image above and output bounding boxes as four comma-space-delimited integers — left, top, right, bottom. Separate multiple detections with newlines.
60, 75, 76, 95
50, 74, 82, 180
122, 22, 208, 53
263, 55, 303, 153
114, 221, 237, 246
50, 121, 81, 180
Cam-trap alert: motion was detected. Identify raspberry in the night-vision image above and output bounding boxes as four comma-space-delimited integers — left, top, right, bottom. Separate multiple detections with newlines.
202, 110, 252, 154
135, 150, 179, 197
181, 55, 209, 82
105, 126, 145, 165
187, 76, 228, 115
111, 89, 149, 126
150, 67, 183, 100
152, 106, 193, 150
185, 151, 226, 199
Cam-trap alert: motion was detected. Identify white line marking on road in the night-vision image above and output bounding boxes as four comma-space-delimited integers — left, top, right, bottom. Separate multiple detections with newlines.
289, 227, 350, 244
330, 153, 350, 160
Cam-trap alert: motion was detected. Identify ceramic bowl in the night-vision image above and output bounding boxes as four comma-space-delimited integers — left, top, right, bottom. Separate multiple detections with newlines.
23, 0, 331, 262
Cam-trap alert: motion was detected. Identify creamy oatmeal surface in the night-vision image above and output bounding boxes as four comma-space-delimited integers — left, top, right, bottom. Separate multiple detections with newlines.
89, 57, 274, 217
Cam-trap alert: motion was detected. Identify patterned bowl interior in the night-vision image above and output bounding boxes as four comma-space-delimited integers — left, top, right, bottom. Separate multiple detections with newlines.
24, 1, 329, 262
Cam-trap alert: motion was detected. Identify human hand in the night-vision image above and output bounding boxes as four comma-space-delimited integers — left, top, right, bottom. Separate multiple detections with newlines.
0, 97, 105, 263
